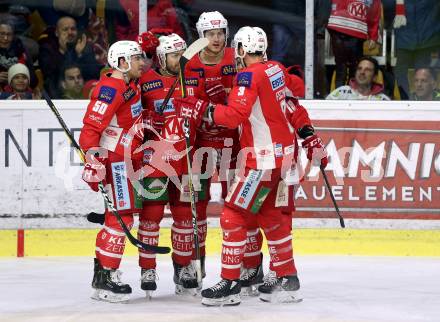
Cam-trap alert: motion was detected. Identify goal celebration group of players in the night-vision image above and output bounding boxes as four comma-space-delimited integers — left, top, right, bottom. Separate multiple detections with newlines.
78, 10, 328, 306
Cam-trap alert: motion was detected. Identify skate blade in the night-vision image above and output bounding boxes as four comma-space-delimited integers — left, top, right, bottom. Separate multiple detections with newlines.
240, 285, 260, 297
175, 284, 198, 297
259, 289, 302, 304
91, 289, 130, 303
201, 294, 241, 307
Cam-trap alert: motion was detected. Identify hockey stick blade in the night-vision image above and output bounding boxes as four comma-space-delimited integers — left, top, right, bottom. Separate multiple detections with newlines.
87, 212, 105, 225
321, 167, 345, 228
182, 38, 209, 64
42, 91, 171, 254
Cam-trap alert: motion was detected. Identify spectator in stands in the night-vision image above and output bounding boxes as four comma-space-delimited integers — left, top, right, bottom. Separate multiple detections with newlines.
411, 67, 440, 101
0, 63, 39, 99
326, 56, 390, 100
38, 16, 101, 98
59, 63, 84, 99
0, 19, 37, 90
393, 0, 440, 99
327, 0, 381, 88
271, 0, 305, 66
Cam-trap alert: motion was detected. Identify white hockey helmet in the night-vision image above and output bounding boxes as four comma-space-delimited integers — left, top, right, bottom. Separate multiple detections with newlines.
156, 33, 187, 70
232, 26, 268, 58
107, 40, 144, 73
196, 11, 228, 40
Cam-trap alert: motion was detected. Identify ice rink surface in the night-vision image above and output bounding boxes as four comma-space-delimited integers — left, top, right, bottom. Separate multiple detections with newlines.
1, 255, 439, 322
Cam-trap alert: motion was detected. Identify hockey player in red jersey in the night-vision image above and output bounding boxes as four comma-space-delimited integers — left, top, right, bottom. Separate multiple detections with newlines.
186, 11, 239, 260
186, 12, 267, 294
174, 26, 328, 306
79, 41, 147, 302
137, 33, 207, 296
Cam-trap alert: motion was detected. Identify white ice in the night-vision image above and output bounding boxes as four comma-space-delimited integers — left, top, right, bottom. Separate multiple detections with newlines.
0, 255, 439, 322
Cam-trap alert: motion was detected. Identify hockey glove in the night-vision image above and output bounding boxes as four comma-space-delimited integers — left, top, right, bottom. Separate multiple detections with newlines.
286, 65, 304, 80
173, 96, 210, 123
205, 80, 227, 104
137, 31, 160, 58
301, 134, 328, 169
82, 153, 107, 192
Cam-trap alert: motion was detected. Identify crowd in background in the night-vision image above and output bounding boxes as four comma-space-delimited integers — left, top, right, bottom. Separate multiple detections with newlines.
0, 0, 438, 101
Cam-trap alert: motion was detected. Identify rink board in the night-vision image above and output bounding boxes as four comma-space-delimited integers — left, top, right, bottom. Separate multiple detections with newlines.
1, 101, 440, 258
1, 228, 440, 257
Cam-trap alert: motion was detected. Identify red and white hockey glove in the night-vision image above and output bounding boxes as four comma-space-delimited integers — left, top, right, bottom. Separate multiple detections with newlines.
205, 80, 227, 104
82, 153, 107, 192
137, 31, 160, 58
302, 134, 328, 169
173, 96, 210, 123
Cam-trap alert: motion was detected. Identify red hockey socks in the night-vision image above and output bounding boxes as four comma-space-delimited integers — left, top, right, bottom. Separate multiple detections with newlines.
138, 204, 165, 269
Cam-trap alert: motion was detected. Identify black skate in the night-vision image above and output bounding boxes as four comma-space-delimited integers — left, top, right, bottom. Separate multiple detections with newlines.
91, 260, 132, 303
173, 261, 198, 295
141, 269, 157, 299
201, 279, 241, 306
258, 270, 302, 303
240, 262, 264, 296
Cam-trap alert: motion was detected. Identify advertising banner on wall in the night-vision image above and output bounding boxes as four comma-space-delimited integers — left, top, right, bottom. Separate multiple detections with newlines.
295, 119, 440, 220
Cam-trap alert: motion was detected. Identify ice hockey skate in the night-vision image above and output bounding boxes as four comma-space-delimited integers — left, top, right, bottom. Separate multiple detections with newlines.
201, 279, 241, 306
91, 259, 132, 303
240, 262, 264, 296
173, 261, 198, 296
140, 268, 157, 299
258, 271, 302, 304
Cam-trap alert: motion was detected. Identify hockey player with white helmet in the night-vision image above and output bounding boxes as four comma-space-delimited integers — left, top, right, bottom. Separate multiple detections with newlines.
138, 33, 207, 297
79, 40, 147, 302
188, 12, 268, 294
174, 26, 328, 306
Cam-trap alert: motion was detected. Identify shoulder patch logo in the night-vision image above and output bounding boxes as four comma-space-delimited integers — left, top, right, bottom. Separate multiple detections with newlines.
142, 80, 164, 93
123, 86, 136, 102
236, 72, 253, 88
221, 65, 236, 76
98, 86, 116, 104
184, 78, 199, 86
269, 71, 285, 91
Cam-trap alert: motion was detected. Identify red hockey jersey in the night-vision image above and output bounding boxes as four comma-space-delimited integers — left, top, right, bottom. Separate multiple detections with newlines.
213, 61, 301, 170
327, 0, 381, 41
186, 47, 239, 148
79, 73, 143, 159
140, 68, 204, 176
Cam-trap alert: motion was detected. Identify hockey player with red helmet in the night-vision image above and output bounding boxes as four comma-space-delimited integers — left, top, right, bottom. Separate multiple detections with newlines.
79, 41, 147, 302
174, 26, 328, 306
137, 33, 207, 297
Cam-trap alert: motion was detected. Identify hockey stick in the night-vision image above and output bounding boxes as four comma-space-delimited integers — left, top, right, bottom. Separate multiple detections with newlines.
42, 90, 171, 254
320, 167, 345, 228
178, 37, 209, 284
